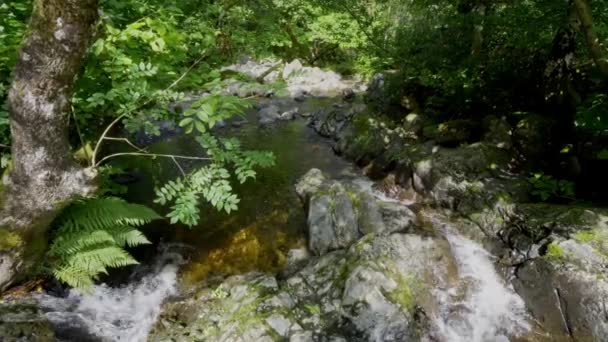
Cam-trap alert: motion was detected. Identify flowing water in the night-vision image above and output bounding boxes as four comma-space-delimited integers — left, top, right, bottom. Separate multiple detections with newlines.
431, 224, 532, 341
28, 96, 541, 341
35, 245, 184, 341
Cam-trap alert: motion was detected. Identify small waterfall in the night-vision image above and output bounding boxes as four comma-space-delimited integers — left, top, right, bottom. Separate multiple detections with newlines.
36, 245, 184, 342
432, 223, 531, 342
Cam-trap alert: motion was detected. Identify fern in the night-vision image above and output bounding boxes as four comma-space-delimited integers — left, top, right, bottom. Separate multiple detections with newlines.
49, 197, 160, 289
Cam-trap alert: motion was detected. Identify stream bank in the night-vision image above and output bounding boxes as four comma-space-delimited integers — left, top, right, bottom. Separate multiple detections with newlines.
1, 59, 607, 342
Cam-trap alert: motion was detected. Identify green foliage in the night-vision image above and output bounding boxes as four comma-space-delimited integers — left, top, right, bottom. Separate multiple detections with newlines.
179, 95, 251, 134
576, 94, 608, 135
528, 172, 575, 202
48, 197, 160, 289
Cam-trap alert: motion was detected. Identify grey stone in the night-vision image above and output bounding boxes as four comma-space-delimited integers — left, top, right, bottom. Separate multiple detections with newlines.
280, 108, 299, 121
356, 192, 386, 235
308, 182, 360, 255
290, 331, 314, 342
295, 168, 326, 203
378, 201, 416, 234
283, 59, 304, 79
281, 248, 311, 278
258, 105, 281, 125
265, 314, 292, 337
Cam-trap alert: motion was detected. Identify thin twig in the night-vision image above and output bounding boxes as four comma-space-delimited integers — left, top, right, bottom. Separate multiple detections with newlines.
91, 113, 126, 166
91, 52, 210, 166
104, 137, 148, 153
95, 152, 211, 167
171, 156, 187, 177
0, 144, 10, 149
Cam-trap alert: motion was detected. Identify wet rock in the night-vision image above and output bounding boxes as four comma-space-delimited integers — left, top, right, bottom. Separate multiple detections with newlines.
280, 108, 299, 121
293, 88, 308, 102
231, 119, 248, 128
366, 73, 387, 107
295, 168, 327, 203
342, 88, 356, 102
308, 182, 360, 255
280, 248, 311, 278
0, 301, 55, 342
258, 105, 281, 125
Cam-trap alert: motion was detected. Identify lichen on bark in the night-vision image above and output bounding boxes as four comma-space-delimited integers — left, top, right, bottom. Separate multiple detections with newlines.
0, 0, 99, 292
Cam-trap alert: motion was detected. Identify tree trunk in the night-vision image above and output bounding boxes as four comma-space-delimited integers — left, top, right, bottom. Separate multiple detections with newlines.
572, 0, 608, 78
471, 4, 486, 57
0, 0, 99, 292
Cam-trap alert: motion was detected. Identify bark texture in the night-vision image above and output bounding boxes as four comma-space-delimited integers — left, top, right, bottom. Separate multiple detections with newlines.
0, 0, 99, 291
573, 0, 608, 78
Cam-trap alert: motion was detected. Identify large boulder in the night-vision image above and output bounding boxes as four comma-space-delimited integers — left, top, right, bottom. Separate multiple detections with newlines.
151, 231, 456, 342
307, 182, 360, 255
295, 170, 418, 255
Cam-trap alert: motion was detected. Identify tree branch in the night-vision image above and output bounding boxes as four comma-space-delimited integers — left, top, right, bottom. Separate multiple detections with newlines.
95, 152, 212, 167
91, 52, 210, 166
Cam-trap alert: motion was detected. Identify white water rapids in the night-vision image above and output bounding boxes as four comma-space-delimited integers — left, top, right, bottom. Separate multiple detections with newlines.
35, 246, 182, 342
32, 182, 533, 342
432, 226, 531, 341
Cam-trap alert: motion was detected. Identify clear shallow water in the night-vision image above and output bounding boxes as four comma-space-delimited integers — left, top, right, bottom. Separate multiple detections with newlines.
32, 96, 543, 341
114, 96, 358, 283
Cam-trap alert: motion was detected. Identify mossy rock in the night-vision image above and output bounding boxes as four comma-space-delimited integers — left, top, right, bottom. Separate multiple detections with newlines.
0, 301, 55, 342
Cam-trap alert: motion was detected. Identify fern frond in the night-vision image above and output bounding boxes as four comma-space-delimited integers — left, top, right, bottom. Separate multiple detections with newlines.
105, 225, 152, 247
55, 197, 160, 233
50, 230, 117, 256
49, 197, 159, 290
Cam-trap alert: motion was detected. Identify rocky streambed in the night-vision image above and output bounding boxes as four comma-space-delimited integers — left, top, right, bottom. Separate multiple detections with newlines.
2, 60, 608, 342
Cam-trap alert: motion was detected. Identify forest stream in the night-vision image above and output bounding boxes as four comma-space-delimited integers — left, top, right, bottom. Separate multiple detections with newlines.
20, 91, 559, 341
3, 0, 608, 341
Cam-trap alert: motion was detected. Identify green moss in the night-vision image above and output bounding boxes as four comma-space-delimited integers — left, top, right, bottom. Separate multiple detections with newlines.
545, 243, 566, 261
574, 230, 597, 243
346, 190, 360, 209
0, 228, 23, 251
386, 273, 415, 311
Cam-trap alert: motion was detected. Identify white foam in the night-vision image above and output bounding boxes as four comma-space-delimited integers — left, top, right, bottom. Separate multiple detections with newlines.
37, 247, 182, 342
432, 224, 531, 342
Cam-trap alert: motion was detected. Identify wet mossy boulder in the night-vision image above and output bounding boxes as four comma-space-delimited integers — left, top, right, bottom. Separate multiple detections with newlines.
150, 232, 455, 342
295, 170, 418, 256
0, 300, 55, 342
505, 205, 608, 341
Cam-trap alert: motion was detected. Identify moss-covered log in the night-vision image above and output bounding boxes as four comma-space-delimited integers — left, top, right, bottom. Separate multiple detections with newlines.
0, 0, 99, 292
